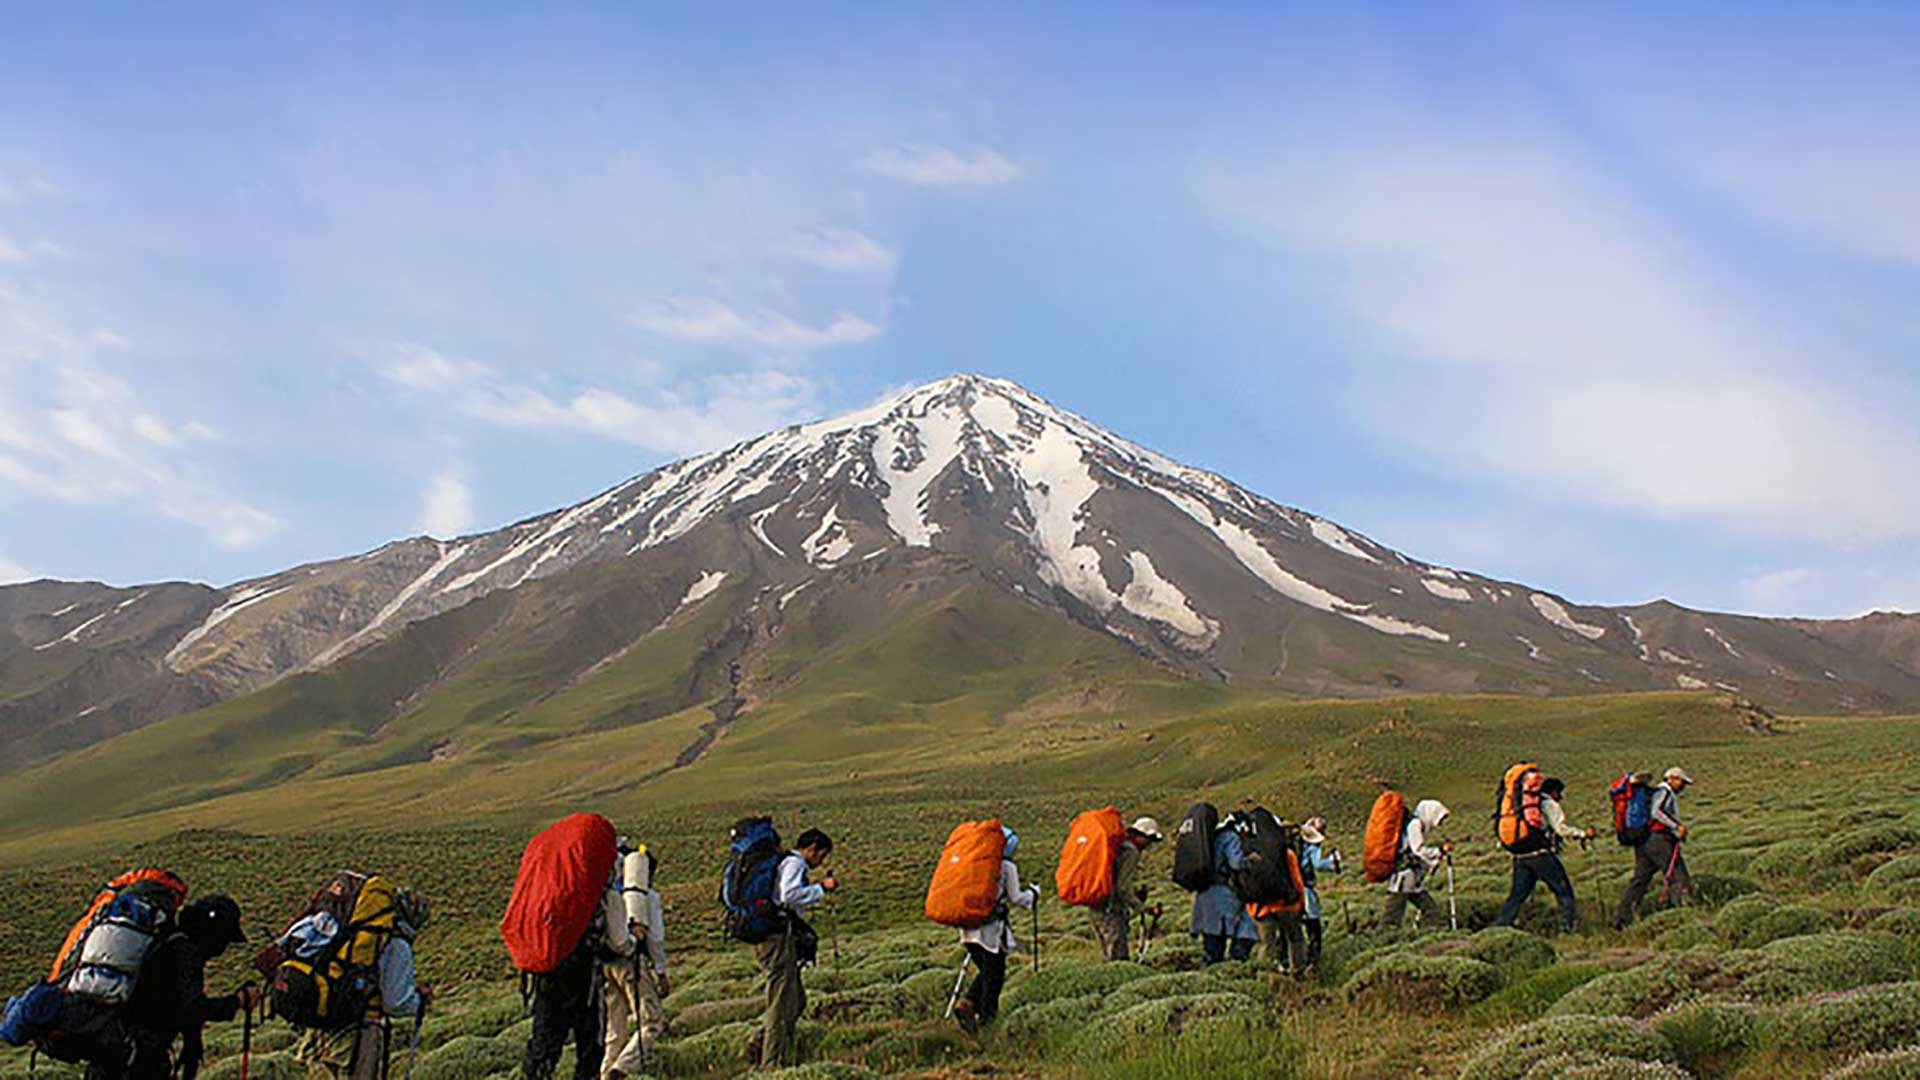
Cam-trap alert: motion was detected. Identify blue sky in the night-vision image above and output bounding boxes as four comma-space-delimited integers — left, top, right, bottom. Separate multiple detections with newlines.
2, 4, 1916, 617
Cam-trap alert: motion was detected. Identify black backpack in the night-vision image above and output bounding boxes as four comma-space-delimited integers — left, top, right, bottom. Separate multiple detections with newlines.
1170, 803, 1220, 892
1231, 808, 1301, 906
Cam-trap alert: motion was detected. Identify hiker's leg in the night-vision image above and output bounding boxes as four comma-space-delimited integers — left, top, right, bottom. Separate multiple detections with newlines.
1280, 914, 1308, 976
1538, 854, 1578, 932
566, 956, 604, 1080
1255, 917, 1280, 964
1304, 918, 1324, 968
963, 942, 991, 1016
346, 1020, 387, 1080
1201, 933, 1226, 965
1092, 910, 1128, 962
1380, 892, 1409, 928
1615, 840, 1663, 927
1668, 850, 1694, 908
602, 965, 638, 1080
974, 947, 1008, 1023
1492, 858, 1538, 928
296, 1028, 353, 1080
1411, 890, 1442, 926
1228, 935, 1255, 963
523, 972, 569, 1080
633, 965, 668, 1054
761, 932, 804, 1067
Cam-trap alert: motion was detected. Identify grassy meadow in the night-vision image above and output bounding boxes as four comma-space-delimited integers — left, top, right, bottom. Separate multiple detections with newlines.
3, 690, 1919, 1079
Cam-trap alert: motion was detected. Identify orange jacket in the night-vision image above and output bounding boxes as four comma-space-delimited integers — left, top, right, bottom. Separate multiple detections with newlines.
1244, 848, 1308, 919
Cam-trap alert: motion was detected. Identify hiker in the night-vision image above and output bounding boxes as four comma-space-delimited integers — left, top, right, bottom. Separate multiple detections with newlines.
1244, 814, 1320, 976
1381, 800, 1452, 928
753, 827, 838, 1068
96, 896, 255, 1080
1614, 767, 1695, 927
1189, 811, 1256, 964
295, 888, 432, 1080
504, 814, 621, 1080
1092, 817, 1163, 962
952, 827, 1039, 1034
1491, 776, 1595, 934
1298, 818, 1342, 970
601, 842, 668, 1080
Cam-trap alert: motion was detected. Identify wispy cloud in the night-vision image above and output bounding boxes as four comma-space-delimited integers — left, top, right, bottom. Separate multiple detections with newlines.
631, 298, 882, 350
417, 472, 475, 538
0, 554, 36, 586
0, 174, 60, 206
862, 142, 1023, 187
371, 342, 821, 457
1198, 105, 1920, 546
780, 226, 896, 272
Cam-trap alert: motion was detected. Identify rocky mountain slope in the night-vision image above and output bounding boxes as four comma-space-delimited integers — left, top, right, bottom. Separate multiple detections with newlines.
3, 374, 1916, 771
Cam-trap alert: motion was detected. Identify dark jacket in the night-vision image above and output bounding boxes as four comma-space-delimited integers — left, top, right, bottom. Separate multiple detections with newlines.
122, 933, 241, 1078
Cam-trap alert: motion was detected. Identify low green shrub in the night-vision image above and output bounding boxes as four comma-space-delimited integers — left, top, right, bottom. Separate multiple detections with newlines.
1769, 982, 1920, 1054
652, 1018, 758, 1075
412, 1034, 520, 1080
1714, 894, 1839, 947
1821, 1046, 1920, 1079
860, 1026, 969, 1071
1549, 952, 1721, 1018
808, 982, 927, 1023
1344, 953, 1502, 1011
998, 960, 1151, 1013
760, 1064, 884, 1080
1750, 842, 1804, 881
1692, 874, 1761, 907
1827, 824, 1920, 865
1073, 1015, 1304, 1080
1102, 968, 1267, 1012
997, 993, 1105, 1050
421, 993, 526, 1049
1650, 998, 1764, 1074
1457, 1015, 1676, 1080
1450, 928, 1558, 978
1518, 1054, 1691, 1079
674, 995, 764, 1034
1080, 992, 1263, 1043
1870, 910, 1920, 942
1871, 859, 1920, 900
1468, 964, 1608, 1025
1723, 931, 1915, 1002
199, 1053, 303, 1080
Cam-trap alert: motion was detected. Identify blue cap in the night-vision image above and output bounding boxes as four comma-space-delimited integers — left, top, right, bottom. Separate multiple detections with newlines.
1002, 825, 1020, 858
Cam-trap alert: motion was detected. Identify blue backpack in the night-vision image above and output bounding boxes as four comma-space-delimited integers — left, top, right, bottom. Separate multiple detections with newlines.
720, 817, 785, 943
1611, 773, 1654, 847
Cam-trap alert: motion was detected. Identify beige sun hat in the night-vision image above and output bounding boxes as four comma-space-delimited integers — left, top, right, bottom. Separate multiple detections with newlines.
1665, 767, 1695, 785
1130, 817, 1165, 842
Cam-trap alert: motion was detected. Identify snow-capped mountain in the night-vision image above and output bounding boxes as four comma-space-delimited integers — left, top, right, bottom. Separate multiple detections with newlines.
4, 374, 1917, 767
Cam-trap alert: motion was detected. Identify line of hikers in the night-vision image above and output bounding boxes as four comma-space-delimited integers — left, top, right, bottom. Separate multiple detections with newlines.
2, 765, 1697, 1077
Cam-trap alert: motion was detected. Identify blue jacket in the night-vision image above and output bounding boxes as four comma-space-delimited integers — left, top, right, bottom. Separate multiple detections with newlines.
1300, 842, 1339, 921
1188, 828, 1256, 940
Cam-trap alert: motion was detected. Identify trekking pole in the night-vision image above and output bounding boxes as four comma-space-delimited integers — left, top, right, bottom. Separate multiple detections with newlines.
942, 952, 971, 1019
1030, 897, 1041, 974
1444, 854, 1459, 931
403, 996, 427, 1080
827, 898, 841, 974
240, 986, 255, 1080
1658, 839, 1683, 906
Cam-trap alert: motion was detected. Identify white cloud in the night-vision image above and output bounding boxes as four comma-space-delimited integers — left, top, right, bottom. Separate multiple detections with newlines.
631, 298, 882, 350
1198, 107, 1920, 545
862, 142, 1023, 187
131, 414, 179, 446
0, 554, 36, 585
780, 226, 896, 272
371, 343, 821, 457
0, 234, 27, 264
417, 472, 475, 538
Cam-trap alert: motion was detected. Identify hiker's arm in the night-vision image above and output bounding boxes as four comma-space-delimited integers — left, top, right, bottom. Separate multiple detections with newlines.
1650, 791, 1681, 833
776, 856, 825, 911
178, 950, 239, 1027
1544, 799, 1583, 840
604, 888, 636, 958
1219, 830, 1247, 873
1004, 861, 1035, 911
646, 893, 668, 974
380, 938, 422, 1018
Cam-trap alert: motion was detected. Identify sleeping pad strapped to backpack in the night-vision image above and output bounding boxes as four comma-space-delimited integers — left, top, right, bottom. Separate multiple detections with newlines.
1056, 808, 1126, 907
924, 820, 1007, 928
721, 817, 786, 943
501, 813, 620, 973
2, 868, 188, 1061
1171, 803, 1221, 893
1230, 808, 1301, 906
269, 871, 398, 1030
1496, 763, 1551, 855
1363, 792, 1410, 883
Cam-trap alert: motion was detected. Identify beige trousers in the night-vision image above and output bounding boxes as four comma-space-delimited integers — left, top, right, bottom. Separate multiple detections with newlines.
600, 957, 667, 1078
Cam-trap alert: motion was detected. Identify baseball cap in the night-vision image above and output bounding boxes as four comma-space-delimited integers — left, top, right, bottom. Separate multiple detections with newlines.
1665, 767, 1695, 785
1130, 817, 1165, 842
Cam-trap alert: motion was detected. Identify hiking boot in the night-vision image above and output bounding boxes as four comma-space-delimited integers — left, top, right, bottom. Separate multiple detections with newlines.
953, 999, 979, 1036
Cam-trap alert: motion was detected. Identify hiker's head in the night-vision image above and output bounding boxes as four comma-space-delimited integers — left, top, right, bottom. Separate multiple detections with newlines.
1665, 767, 1693, 792
796, 828, 834, 867
180, 895, 247, 956
1128, 817, 1165, 848
1414, 800, 1450, 831
1541, 777, 1566, 800
394, 888, 431, 935
1300, 817, 1326, 845
1002, 826, 1021, 859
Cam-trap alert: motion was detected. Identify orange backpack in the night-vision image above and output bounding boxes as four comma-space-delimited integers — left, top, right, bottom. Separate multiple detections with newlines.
50, 868, 189, 982
925, 820, 1007, 928
1362, 792, 1409, 883
1056, 808, 1126, 907
1496, 763, 1549, 854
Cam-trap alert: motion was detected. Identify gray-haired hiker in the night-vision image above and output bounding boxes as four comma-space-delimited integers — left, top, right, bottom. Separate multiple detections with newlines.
1615, 767, 1694, 928
1381, 800, 1452, 928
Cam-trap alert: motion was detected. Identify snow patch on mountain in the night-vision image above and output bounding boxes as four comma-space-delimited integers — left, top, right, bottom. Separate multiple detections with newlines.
803, 504, 852, 565
35, 608, 111, 650
873, 400, 967, 547
1516, 635, 1543, 660
676, 571, 727, 613
749, 507, 786, 557
1704, 627, 1741, 658
312, 543, 470, 668
164, 584, 290, 669
1422, 578, 1474, 602
1676, 674, 1709, 690
1120, 551, 1218, 646
1530, 594, 1607, 640
1308, 519, 1377, 563
1019, 421, 1118, 611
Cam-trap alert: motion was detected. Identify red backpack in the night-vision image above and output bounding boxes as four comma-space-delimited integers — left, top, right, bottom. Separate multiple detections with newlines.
501, 814, 619, 973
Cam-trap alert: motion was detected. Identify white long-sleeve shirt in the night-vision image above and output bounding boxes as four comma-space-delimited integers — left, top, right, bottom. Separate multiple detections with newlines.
602, 882, 668, 974
776, 852, 825, 914
960, 859, 1038, 956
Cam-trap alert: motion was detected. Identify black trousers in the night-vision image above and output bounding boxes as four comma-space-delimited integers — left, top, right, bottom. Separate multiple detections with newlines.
523, 947, 603, 1080
1615, 833, 1691, 927
1492, 852, 1579, 932
963, 944, 1008, 1023
1200, 934, 1255, 964
1304, 917, 1324, 966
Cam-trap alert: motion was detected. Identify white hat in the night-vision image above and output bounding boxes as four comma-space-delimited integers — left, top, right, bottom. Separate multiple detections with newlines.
1130, 817, 1165, 842
1665, 767, 1695, 785
1300, 819, 1326, 845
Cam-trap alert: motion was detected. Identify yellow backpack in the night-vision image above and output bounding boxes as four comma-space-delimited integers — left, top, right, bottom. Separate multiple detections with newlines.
267, 872, 398, 1030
